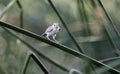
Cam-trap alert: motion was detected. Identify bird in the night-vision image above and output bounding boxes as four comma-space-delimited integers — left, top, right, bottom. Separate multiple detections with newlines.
41, 22, 61, 43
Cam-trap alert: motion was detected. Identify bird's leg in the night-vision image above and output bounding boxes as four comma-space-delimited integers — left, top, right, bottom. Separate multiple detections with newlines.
53, 34, 59, 43
46, 34, 50, 40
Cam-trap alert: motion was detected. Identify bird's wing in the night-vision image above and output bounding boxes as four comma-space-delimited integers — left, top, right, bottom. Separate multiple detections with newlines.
45, 26, 54, 33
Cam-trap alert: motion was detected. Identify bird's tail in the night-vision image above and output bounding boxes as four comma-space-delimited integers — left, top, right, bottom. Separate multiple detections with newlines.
41, 33, 47, 37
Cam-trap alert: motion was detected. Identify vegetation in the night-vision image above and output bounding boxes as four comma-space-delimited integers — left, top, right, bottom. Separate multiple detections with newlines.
0, 0, 120, 74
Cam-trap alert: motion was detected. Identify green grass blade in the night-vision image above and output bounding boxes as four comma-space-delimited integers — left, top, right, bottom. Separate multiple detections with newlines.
91, 60, 120, 74
21, 51, 31, 74
77, 0, 97, 73
98, 0, 120, 38
22, 51, 50, 74
100, 57, 120, 63
0, 0, 16, 19
16, 0, 23, 28
97, 0, 120, 56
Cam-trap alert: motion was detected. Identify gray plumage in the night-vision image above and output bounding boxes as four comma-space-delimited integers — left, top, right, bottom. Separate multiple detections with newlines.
42, 22, 61, 43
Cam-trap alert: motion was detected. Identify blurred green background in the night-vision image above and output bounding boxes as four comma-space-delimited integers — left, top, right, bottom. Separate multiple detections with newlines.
0, 0, 120, 74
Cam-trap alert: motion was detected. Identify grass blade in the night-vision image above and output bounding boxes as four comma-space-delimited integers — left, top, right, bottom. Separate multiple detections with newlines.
22, 51, 50, 74
0, 0, 16, 18
97, 0, 120, 56
16, 0, 23, 28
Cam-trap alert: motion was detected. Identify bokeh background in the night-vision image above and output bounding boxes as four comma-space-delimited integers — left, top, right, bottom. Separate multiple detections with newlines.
0, 0, 120, 74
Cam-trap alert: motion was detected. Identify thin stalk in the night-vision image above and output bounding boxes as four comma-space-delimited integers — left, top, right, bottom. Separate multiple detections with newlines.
80, 0, 89, 36
98, 0, 120, 38
0, 21, 120, 74
91, 59, 120, 74
100, 57, 120, 63
0, 0, 16, 18
97, 0, 120, 56
21, 51, 31, 74
78, 0, 89, 35
16, 0, 23, 28
78, 1, 97, 74
77, 0, 84, 23
22, 51, 50, 74
90, 0, 97, 8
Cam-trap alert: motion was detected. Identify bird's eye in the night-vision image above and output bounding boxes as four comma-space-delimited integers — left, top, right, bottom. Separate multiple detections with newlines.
55, 27, 58, 28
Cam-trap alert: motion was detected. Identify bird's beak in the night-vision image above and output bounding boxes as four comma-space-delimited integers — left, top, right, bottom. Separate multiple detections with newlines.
59, 28, 61, 31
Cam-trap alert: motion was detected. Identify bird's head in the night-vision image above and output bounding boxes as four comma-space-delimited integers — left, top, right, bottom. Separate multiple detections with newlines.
53, 22, 59, 26
53, 22, 61, 31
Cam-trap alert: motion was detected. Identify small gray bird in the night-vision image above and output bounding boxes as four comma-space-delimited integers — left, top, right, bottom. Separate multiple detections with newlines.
42, 22, 61, 43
